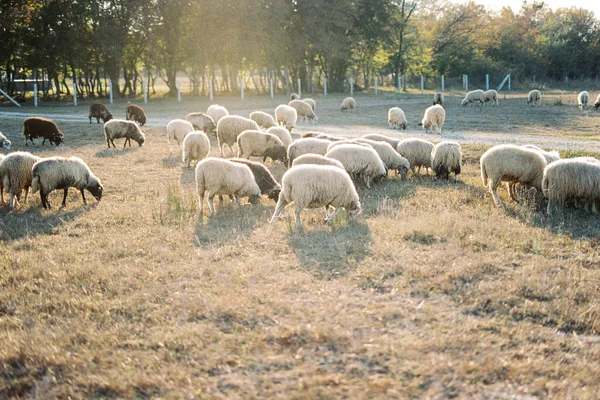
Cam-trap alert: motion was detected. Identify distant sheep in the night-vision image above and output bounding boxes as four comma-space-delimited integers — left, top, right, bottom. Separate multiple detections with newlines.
291, 154, 345, 169
431, 141, 462, 181
269, 165, 361, 228
542, 158, 600, 215
289, 100, 318, 122
354, 138, 410, 178
594, 94, 600, 110
186, 112, 216, 135
182, 131, 211, 168
0, 151, 41, 209
302, 132, 345, 141
527, 90, 542, 106
483, 90, 499, 106
230, 158, 281, 201
104, 119, 146, 148
195, 157, 261, 217
388, 107, 407, 130
250, 111, 277, 129
362, 133, 400, 148
302, 98, 316, 110
275, 105, 298, 132
31, 156, 103, 210
266, 126, 292, 149
480, 144, 547, 206
166, 119, 195, 156
217, 116, 260, 156
236, 130, 288, 164
0, 131, 11, 151
23, 117, 64, 146
396, 138, 434, 175
290, 93, 301, 101
578, 91, 589, 110
206, 105, 229, 125
420, 105, 446, 134
125, 104, 147, 126
433, 93, 444, 106
461, 89, 486, 106
287, 138, 332, 167
88, 103, 113, 124
325, 143, 387, 188
340, 97, 356, 111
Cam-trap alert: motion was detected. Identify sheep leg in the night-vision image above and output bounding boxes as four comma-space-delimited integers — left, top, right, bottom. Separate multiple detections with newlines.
8, 193, 15, 210
23, 187, 29, 204
489, 180, 502, 207
324, 207, 342, 224
294, 205, 303, 229
207, 194, 216, 215
197, 192, 204, 217
546, 199, 553, 216
106, 139, 111, 148
42, 190, 51, 209
42, 137, 46, 145
234, 196, 241, 208
269, 197, 288, 224
60, 188, 69, 208
110, 139, 116, 148
80, 189, 87, 205
178, 142, 183, 155
89, 118, 92, 124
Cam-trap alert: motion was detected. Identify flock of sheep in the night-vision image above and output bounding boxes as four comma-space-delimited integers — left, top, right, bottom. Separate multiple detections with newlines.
0, 88, 598, 224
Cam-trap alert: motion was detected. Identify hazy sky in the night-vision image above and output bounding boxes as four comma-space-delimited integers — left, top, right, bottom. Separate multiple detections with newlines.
457, 0, 600, 17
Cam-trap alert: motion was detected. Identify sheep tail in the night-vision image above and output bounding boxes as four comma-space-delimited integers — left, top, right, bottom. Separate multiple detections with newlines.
480, 163, 488, 187
31, 174, 40, 193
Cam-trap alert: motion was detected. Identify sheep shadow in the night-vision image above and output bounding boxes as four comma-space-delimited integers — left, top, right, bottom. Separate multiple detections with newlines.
287, 221, 372, 280
355, 176, 417, 217
162, 155, 183, 168
94, 146, 142, 158
180, 166, 196, 186
0, 206, 85, 241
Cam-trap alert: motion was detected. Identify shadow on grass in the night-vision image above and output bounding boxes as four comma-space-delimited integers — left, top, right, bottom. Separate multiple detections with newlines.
94, 146, 142, 158
180, 166, 195, 186
162, 155, 183, 168
0, 205, 85, 241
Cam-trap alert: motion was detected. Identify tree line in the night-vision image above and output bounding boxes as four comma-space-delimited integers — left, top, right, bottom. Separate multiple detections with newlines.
1, 0, 599, 99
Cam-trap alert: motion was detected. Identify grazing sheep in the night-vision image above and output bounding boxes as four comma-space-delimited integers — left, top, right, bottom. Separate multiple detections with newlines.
250, 111, 277, 129
388, 107, 407, 130
506, 145, 561, 198
167, 119, 195, 156
290, 93, 301, 101
195, 157, 261, 217
362, 133, 400, 148
186, 112, 216, 135
229, 158, 281, 201
431, 141, 462, 181
206, 105, 230, 125
302, 98, 316, 110
182, 131, 211, 168
31, 156, 103, 210
0, 131, 11, 151
594, 94, 600, 110
300, 132, 323, 138
23, 117, 64, 146
396, 138, 434, 175
217, 116, 261, 157
578, 91, 590, 110
287, 138, 332, 167
289, 100, 318, 122
291, 153, 345, 169
461, 89, 486, 106
88, 103, 113, 124
236, 130, 288, 164
480, 144, 547, 207
301, 132, 345, 141
433, 93, 444, 106
340, 97, 356, 111
420, 105, 446, 134
125, 104, 147, 126
275, 105, 298, 132
483, 90, 499, 106
104, 119, 146, 148
269, 165, 361, 228
527, 90, 542, 106
354, 138, 410, 178
266, 126, 292, 150
543, 158, 600, 215
325, 143, 387, 188
0, 151, 41, 209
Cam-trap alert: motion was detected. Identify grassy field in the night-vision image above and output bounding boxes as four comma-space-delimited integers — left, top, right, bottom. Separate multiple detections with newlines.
1, 93, 600, 398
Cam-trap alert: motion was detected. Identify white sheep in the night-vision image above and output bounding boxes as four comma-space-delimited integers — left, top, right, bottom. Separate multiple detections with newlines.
594, 94, 600, 110
396, 138, 434, 175
354, 138, 410, 178
31, 156, 103, 210
433, 93, 444, 106
527, 90, 542, 106
289, 100, 318, 123
388, 107, 407, 130
195, 157, 261, 217
578, 91, 589, 110
506, 145, 561, 199
269, 165, 361, 228
431, 141, 462, 181
249, 111, 277, 129
236, 130, 288, 164
216, 116, 260, 157
362, 133, 400, 148
420, 105, 446, 134
340, 97, 356, 111
206, 104, 230, 125
480, 144, 547, 207
275, 104, 298, 132
166, 119, 194, 156
483, 89, 499, 106
182, 131, 211, 168
461, 89, 486, 106
325, 143, 387, 188
291, 153, 345, 169
0, 151, 41, 209
186, 112, 216, 135
266, 126, 292, 150
0, 131, 11, 151
290, 93, 301, 101
287, 138, 332, 167
104, 119, 146, 148
302, 98, 316, 110
542, 158, 600, 215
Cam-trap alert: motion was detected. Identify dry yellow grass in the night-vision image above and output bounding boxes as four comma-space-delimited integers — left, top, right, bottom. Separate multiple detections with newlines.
1, 95, 600, 397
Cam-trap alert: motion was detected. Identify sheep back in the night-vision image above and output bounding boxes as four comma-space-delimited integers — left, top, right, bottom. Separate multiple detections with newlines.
182, 131, 211, 167
104, 119, 146, 147
362, 133, 400, 148
542, 159, 600, 209
186, 112, 216, 134
354, 138, 410, 176
480, 144, 547, 192
396, 138, 435, 172
23, 117, 64, 146
325, 143, 386, 186
167, 119, 195, 146
89, 103, 113, 124
266, 126, 292, 149
217, 116, 261, 155
236, 130, 287, 164
461, 89, 486, 106
206, 105, 229, 124
302, 98, 316, 110
250, 111, 277, 129
125, 104, 147, 126
340, 97, 356, 111
431, 141, 462, 180
287, 138, 332, 167
289, 100, 318, 121
291, 154, 345, 169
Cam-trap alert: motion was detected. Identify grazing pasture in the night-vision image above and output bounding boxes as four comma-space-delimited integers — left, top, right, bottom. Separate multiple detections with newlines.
1, 92, 600, 398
